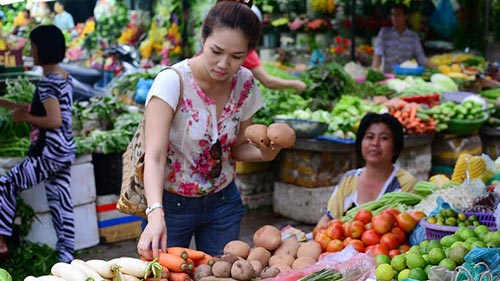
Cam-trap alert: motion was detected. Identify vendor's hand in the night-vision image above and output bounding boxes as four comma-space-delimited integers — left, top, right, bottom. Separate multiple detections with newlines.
12, 107, 29, 122
293, 80, 306, 93
137, 209, 167, 260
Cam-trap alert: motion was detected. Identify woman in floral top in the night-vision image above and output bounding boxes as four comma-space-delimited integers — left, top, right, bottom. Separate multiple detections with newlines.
137, 1, 282, 259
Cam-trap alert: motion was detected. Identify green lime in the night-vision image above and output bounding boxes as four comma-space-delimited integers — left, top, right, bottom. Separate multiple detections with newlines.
376, 254, 391, 265
428, 248, 446, 265
406, 253, 426, 269
471, 240, 487, 249
468, 215, 478, 222
457, 213, 467, 222
424, 264, 433, 275
487, 240, 500, 248
440, 235, 459, 248
424, 240, 442, 253
449, 245, 469, 265
398, 268, 410, 281
409, 245, 422, 254
444, 208, 457, 218
459, 228, 477, 241
408, 268, 428, 280
446, 217, 457, 226
376, 264, 395, 281
439, 258, 457, 271
427, 217, 437, 224
391, 255, 407, 271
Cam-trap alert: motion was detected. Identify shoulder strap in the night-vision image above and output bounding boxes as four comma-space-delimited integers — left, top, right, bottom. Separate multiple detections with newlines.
160, 66, 184, 115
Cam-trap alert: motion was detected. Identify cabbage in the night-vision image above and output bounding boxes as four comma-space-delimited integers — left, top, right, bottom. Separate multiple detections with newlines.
431, 73, 458, 92
0, 268, 12, 281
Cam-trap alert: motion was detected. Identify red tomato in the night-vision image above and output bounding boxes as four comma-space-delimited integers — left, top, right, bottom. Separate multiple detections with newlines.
342, 237, 353, 247
398, 244, 411, 254
366, 244, 389, 256
389, 249, 401, 259
365, 222, 373, 230
326, 239, 344, 252
380, 210, 397, 226
396, 212, 418, 233
315, 232, 331, 251
348, 220, 366, 239
380, 232, 400, 250
384, 207, 401, 217
410, 210, 426, 222
372, 214, 392, 235
342, 222, 352, 236
347, 239, 365, 252
313, 225, 326, 239
354, 209, 373, 224
326, 222, 344, 240
390, 226, 406, 244
361, 229, 381, 246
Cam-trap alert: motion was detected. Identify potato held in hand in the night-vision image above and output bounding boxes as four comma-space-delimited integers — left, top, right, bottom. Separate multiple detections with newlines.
267, 123, 296, 148
245, 124, 270, 146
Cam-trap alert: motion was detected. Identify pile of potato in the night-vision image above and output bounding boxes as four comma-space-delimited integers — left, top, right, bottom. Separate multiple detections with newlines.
194, 225, 322, 281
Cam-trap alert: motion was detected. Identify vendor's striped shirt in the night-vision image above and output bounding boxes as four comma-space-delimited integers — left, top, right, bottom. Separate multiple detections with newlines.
374, 27, 429, 73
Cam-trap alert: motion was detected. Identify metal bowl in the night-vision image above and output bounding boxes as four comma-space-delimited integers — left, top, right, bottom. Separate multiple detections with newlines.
273, 117, 329, 138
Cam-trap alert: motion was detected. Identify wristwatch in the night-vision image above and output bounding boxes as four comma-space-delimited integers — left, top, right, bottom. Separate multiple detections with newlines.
145, 203, 164, 216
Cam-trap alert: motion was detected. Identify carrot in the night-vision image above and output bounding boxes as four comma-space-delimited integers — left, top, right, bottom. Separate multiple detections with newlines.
408, 103, 417, 121
194, 254, 215, 267
168, 272, 191, 281
167, 247, 206, 261
394, 111, 402, 119
159, 251, 189, 273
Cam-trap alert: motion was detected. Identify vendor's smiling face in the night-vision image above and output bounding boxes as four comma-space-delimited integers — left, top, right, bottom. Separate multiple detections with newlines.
361, 122, 395, 166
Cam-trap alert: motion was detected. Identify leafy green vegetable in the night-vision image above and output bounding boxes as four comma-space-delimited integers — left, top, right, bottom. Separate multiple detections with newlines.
300, 61, 356, 111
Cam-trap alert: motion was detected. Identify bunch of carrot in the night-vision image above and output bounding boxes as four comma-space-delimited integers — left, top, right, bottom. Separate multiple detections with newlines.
385, 98, 436, 135
142, 247, 214, 281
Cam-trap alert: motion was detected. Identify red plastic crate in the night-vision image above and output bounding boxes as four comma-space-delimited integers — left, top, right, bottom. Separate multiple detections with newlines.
401, 93, 441, 108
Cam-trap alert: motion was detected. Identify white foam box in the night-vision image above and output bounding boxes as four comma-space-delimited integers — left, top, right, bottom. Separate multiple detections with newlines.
19, 156, 96, 213
273, 182, 335, 224
24, 201, 100, 250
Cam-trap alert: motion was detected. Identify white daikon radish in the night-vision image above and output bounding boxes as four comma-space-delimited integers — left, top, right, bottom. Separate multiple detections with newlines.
71, 259, 107, 280
86, 259, 115, 279
31, 276, 66, 281
112, 272, 141, 281
109, 257, 148, 278
51, 262, 88, 281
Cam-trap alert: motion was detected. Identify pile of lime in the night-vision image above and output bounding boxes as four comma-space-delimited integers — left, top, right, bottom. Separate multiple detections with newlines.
375, 226, 500, 281
426, 208, 481, 227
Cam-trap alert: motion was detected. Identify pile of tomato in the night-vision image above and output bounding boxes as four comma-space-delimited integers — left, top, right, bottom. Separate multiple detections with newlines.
313, 208, 426, 258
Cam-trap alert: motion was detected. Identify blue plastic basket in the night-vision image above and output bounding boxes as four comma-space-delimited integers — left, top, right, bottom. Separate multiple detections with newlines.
393, 65, 425, 76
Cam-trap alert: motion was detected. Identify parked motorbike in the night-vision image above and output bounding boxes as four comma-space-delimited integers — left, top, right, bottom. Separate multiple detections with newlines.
61, 44, 141, 102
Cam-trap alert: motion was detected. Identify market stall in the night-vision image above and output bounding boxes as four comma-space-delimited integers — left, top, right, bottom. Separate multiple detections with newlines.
2, 0, 500, 280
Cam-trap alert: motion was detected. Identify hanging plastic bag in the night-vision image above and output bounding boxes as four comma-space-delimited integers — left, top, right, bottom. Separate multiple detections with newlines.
429, 0, 458, 38
463, 248, 500, 276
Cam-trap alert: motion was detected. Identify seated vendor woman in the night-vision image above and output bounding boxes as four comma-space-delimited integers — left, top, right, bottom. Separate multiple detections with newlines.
317, 113, 416, 226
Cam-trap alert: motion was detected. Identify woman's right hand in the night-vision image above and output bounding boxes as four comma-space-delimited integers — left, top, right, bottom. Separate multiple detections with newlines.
137, 209, 167, 260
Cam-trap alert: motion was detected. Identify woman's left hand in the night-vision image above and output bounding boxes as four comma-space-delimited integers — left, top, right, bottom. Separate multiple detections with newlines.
249, 139, 282, 161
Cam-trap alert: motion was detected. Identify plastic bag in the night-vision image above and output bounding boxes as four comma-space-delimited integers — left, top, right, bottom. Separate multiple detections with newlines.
430, 0, 458, 38
452, 262, 494, 281
463, 247, 500, 276
274, 245, 376, 281
428, 265, 454, 281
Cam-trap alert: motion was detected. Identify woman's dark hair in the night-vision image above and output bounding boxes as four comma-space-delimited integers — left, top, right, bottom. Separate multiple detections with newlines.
202, 1, 260, 50
355, 112, 404, 164
392, 4, 409, 15
216, 0, 253, 8
29, 25, 66, 64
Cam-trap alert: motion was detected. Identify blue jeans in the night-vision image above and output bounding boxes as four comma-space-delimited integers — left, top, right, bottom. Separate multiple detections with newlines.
159, 181, 245, 256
